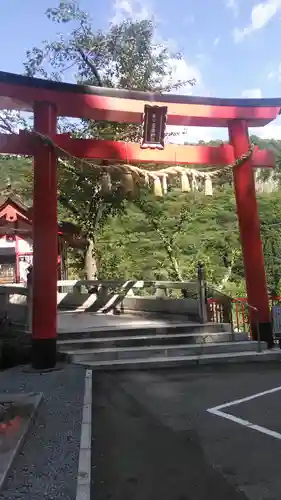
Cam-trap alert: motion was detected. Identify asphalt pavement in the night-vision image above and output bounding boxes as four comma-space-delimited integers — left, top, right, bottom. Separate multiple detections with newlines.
91, 363, 281, 500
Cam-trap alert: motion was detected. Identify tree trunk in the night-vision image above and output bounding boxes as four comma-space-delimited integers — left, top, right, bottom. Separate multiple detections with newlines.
157, 235, 183, 281
218, 249, 238, 290
168, 252, 183, 281
84, 239, 98, 280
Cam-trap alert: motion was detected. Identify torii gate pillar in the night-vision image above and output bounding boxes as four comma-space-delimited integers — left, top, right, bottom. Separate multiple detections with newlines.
229, 120, 273, 347
32, 101, 58, 369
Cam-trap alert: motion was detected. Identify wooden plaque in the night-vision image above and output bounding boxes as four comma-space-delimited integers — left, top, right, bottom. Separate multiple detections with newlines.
141, 105, 167, 149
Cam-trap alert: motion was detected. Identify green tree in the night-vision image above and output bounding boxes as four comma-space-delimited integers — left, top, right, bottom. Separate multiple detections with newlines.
96, 186, 243, 287
20, 0, 193, 278
259, 191, 281, 296
133, 189, 200, 281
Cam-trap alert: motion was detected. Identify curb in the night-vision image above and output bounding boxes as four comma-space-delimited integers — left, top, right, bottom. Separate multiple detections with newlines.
76, 369, 92, 500
0, 392, 43, 491
73, 350, 281, 370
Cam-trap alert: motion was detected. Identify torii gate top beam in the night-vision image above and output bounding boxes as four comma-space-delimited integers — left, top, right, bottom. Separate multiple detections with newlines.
0, 71, 281, 127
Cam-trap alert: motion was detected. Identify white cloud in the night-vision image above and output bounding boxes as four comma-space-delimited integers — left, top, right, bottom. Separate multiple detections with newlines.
226, 0, 239, 17
164, 58, 205, 143
213, 37, 220, 47
167, 126, 228, 145
241, 88, 262, 98
185, 127, 227, 144
111, 0, 149, 23
168, 115, 281, 145
252, 117, 281, 139
266, 63, 281, 80
164, 60, 204, 145
234, 0, 281, 42
111, 0, 204, 146
168, 120, 281, 146
163, 59, 202, 95
254, 124, 281, 139
180, 121, 281, 144
110, 0, 203, 97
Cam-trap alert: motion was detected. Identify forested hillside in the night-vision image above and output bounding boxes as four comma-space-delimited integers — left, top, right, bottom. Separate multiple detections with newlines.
1, 147, 281, 298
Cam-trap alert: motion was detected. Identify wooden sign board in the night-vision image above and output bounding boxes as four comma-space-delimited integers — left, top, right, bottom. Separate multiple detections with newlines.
141, 105, 167, 150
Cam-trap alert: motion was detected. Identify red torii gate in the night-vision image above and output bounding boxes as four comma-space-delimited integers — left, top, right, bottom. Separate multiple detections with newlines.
0, 71, 280, 369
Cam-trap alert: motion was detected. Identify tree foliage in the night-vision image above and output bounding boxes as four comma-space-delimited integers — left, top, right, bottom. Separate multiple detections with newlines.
18, 1, 193, 277
1, 137, 281, 295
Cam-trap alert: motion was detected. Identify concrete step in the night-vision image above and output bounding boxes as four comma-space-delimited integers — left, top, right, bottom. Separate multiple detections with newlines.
65, 341, 266, 363
73, 349, 281, 371
57, 321, 232, 340
58, 331, 249, 350
120, 310, 200, 322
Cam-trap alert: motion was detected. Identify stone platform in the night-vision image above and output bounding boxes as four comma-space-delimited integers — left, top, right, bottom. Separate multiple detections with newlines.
57, 311, 193, 334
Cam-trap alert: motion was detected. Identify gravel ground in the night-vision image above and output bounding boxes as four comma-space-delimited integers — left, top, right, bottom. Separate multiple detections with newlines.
0, 364, 86, 500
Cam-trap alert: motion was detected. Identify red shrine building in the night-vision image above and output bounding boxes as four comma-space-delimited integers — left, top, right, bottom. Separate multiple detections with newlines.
0, 70, 281, 369
0, 195, 83, 284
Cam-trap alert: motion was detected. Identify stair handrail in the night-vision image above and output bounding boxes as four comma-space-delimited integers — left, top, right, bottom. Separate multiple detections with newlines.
232, 297, 260, 352
207, 284, 261, 352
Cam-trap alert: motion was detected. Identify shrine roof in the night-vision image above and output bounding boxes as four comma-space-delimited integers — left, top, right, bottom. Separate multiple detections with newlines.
0, 196, 79, 235
1, 71, 281, 127
0, 195, 29, 214
0, 196, 87, 247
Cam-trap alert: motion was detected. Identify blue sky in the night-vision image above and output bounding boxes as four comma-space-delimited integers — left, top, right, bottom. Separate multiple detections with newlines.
2, 0, 281, 141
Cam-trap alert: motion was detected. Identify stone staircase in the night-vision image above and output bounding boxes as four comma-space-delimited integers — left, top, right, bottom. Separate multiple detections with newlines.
57, 316, 281, 370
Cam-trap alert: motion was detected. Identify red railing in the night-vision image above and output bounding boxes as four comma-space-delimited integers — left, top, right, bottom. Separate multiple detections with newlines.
232, 298, 249, 333
208, 296, 281, 333
271, 296, 281, 306
208, 298, 232, 325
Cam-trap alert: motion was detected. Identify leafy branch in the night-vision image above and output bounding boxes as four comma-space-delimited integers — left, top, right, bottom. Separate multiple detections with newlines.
134, 194, 196, 281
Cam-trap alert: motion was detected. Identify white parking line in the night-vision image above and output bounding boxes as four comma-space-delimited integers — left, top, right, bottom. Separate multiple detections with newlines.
76, 369, 92, 500
207, 385, 281, 441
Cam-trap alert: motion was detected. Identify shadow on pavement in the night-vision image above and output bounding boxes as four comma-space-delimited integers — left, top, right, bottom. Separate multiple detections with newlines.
92, 372, 248, 500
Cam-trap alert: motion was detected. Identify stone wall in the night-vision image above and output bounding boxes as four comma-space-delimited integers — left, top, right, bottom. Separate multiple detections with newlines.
122, 296, 200, 319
